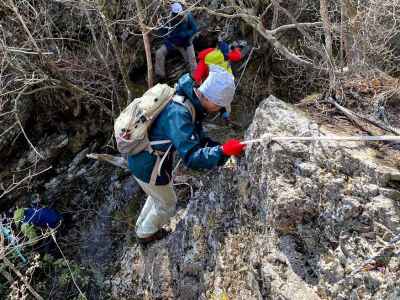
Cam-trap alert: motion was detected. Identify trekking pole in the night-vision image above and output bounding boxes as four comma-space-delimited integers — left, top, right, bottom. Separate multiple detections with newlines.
241, 135, 400, 145
235, 46, 255, 90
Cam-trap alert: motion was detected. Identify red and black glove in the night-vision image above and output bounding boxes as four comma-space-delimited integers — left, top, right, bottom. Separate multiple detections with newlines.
222, 139, 246, 156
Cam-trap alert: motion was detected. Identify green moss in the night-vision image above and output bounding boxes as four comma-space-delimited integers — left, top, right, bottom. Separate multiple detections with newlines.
13, 208, 25, 224
21, 223, 38, 241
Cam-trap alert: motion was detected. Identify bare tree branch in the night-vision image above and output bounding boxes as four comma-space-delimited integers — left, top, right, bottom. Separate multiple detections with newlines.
2, 257, 44, 300
135, 0, 154, 88
320, 0, 333, 58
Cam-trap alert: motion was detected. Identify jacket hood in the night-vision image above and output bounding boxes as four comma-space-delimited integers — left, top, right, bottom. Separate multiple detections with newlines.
197, 48, 214, 60
176, 74, 206, 119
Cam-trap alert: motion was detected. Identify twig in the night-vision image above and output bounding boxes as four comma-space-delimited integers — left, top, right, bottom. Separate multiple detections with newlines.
13, 86, 44, 159
86, 153, 128, 169
8, 0, 41, 53
0, 166, 52, 199
4, 47, 54, 55
96, 6, 132, 102
270, 22, 323, 35
9, 0, 113, 116
0, 122, 18, 139
2, 256, 44, 300
51, 233, 87, 300
82, 2, 119, 114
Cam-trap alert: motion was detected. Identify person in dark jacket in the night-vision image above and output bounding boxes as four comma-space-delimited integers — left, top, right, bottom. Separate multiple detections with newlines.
155, 2, 198, 81
128, 65, 245, 243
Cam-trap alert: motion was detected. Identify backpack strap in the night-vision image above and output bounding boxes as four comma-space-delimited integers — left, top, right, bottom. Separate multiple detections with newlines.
147, 94, 195, 149
148, 144, 173, 185
148, 95, 196, 185
172, 95, 196, 122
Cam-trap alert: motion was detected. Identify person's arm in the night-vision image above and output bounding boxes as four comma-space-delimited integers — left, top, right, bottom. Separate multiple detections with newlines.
186, 13, 198, 39
166, 107, 226, 170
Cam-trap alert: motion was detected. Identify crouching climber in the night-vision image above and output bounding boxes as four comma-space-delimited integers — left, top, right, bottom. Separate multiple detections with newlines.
192, 38, 242, 86
192, 37, 243, 121
122, 66, 246, 244
155, 2, 198, 82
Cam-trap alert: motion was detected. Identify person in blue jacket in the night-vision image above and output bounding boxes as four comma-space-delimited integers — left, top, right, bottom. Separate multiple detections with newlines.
155, 2, 198, 81
128, 65, 246, 244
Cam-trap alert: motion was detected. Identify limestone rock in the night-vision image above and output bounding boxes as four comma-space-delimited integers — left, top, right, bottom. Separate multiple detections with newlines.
110, 96, 400, 299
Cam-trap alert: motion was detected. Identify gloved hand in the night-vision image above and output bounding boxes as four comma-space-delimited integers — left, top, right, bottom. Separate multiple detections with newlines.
222, 139, 246, 156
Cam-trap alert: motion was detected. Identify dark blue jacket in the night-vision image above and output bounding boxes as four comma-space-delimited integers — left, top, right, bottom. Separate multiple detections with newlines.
164, 13, 198, 49
24, 208, 62, 229
218, 41, 230, 60
128, 74, 227, 185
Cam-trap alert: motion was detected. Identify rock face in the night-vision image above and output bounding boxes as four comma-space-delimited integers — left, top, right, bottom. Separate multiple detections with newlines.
111, 96, 400, 300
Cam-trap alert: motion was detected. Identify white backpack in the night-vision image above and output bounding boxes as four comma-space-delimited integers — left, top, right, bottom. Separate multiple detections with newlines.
114, 84, 175, 155
114, 84, 195, 183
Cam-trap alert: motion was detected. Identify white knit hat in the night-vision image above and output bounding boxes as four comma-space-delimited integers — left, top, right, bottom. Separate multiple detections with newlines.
171, 2, 183, 14
198, 65, 235, 112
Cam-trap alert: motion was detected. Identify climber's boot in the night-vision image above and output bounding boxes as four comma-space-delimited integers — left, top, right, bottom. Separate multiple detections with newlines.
137, 228, 171, 248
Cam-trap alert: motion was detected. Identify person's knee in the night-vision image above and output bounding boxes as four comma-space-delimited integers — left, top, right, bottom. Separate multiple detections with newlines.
135, 226, 148, 238
155, 201, 176, 215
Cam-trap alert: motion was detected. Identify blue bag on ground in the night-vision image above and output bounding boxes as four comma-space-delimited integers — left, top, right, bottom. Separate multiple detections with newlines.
24, 208, 62, 229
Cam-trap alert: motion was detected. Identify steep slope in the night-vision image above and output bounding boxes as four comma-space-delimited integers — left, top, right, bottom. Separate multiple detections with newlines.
111, 96, 400, 299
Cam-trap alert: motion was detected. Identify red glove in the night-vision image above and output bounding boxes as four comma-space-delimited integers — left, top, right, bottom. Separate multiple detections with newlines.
227, 48, 242, 62
222, 139, 246, 156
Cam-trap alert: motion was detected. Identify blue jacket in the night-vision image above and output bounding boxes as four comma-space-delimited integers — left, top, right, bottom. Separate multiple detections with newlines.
128, 74, 227, 185
164, 13, 198, 49
24, 208, 62, 229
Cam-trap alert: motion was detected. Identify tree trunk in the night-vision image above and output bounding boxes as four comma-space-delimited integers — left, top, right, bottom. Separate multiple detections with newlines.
341, 0, 362, 66
135, 0, 154, 88
320, 0, 333, 59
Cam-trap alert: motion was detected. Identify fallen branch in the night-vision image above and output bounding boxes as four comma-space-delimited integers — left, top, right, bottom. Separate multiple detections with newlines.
86, 153, 128, 169
327, 97, 400, 135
